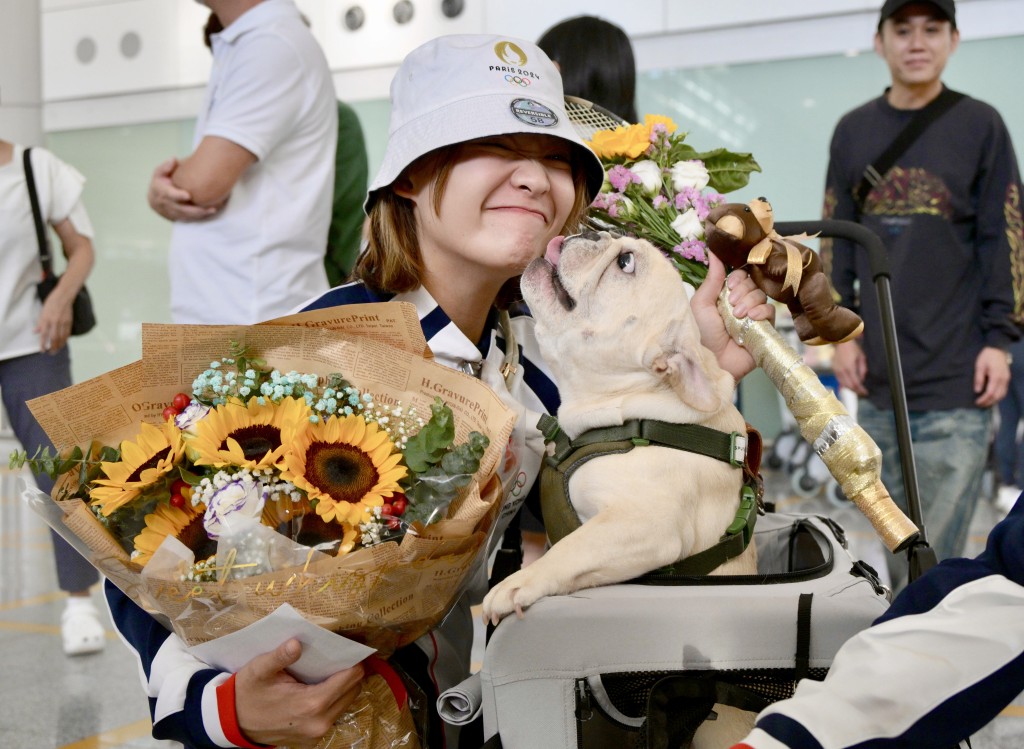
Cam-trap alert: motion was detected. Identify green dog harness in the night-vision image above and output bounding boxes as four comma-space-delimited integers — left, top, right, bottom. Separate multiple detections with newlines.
537, 414, 763, 577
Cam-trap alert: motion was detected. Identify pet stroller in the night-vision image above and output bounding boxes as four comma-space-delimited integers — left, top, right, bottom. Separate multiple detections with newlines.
443, 219, 939, 749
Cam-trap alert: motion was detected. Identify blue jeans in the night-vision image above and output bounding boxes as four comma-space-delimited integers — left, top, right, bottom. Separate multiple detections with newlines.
1, 348, 100, 593
857, 401, 991, 575
995, 339, 1024, 486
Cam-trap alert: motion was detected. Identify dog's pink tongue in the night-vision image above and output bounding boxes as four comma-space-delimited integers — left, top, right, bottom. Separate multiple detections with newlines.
546, 236, 564, 267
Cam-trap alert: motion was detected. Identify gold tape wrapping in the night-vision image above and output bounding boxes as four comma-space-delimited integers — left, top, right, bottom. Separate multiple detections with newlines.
719, 290, 918, 552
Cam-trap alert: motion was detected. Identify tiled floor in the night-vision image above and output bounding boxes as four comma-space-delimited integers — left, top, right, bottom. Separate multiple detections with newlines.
1, 433, 1020, 748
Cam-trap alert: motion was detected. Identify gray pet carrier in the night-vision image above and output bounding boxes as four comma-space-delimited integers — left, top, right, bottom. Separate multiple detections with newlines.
455, 511, 889, 748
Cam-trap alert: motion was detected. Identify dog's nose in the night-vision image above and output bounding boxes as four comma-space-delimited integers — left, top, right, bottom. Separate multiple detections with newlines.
580, 228, 603, 242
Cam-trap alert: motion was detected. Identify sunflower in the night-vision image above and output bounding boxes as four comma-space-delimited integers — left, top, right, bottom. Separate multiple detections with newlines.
280, 414, 407, 527
131, 501, 209, 567
189, 396, 310, 470
90, 420, 186, 516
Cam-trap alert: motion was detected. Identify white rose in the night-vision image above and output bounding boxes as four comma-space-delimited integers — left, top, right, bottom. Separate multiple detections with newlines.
671, 208, 704, 241
203, 473, 267, 539
630, 160, 663, 197
670, 160, 710, 191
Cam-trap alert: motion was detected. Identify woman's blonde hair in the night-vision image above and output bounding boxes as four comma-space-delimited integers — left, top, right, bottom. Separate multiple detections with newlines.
353, 144, 592, 309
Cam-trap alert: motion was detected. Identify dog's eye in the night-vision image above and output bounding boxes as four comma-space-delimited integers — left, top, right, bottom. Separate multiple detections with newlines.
617, 252, 636, 273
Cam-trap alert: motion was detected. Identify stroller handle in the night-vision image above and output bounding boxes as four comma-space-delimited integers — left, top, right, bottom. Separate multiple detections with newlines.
775, 220, 934, 577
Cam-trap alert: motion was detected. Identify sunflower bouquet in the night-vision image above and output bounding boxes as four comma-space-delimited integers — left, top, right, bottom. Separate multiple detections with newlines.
14, 304, 516, 656
586, 114, 761, 287
15, 344, 489, 584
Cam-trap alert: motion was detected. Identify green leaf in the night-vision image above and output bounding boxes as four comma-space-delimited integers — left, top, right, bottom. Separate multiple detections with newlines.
176, 465, 206, 486
402, 397, 456, 473
696, 148, 762, 194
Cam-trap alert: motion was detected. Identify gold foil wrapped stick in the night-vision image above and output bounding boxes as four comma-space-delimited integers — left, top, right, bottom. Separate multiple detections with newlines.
719, 289, 919, 552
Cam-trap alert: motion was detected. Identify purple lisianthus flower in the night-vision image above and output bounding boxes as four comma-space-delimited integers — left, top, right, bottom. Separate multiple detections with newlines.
174, 401, 211, 434
676, 240, 709, 263
203, 474, 268, 539
608, 164, 640, 192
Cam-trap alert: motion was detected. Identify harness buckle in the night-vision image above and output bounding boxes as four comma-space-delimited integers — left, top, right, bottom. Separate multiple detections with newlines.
730, 433, 748, 467
723, 483, 758, 547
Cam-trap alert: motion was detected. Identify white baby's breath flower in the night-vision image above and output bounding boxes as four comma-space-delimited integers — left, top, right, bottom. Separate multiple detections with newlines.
670, 160, 710, 191
630, 160, 663, 197
671, 208, 704, 241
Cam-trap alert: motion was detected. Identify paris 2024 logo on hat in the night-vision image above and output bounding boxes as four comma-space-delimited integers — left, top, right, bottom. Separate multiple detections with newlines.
489, 40, 558, 129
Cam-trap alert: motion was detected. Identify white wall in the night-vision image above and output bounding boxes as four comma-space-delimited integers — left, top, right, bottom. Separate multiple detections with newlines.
40, 0, 1024, 132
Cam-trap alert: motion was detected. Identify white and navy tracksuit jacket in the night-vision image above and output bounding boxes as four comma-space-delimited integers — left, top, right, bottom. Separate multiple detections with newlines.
734, 495, 1024, 749
105, 281, 560, 748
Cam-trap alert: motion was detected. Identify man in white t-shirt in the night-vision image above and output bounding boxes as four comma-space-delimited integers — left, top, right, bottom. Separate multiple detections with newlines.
147, 0, 337, 324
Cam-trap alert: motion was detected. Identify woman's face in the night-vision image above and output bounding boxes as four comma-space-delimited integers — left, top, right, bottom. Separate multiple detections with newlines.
401, 133, 578, 287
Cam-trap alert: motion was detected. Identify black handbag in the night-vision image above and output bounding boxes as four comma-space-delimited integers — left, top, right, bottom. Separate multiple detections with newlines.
24, 147, 97, 336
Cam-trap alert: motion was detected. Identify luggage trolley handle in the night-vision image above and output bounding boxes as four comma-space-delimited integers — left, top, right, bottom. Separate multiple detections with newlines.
775, 220, 936, 580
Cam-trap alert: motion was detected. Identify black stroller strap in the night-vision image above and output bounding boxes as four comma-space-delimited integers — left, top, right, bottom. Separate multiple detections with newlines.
795, 593, 813, 682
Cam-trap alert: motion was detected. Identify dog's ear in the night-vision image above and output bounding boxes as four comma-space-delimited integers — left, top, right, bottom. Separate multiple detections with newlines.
650, 347, 724, 413
648, 316, 727, 413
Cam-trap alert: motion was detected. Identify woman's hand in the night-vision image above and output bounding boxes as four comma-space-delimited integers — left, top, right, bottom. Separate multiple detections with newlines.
35, 290, 74, 353
235, 639, 365, 748
690, 253, 774, 382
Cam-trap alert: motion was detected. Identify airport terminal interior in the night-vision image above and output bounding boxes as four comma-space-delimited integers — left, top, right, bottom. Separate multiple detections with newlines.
2, 1, 1024, 747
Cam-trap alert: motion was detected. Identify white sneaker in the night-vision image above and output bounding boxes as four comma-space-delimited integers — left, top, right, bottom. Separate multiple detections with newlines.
61, 598, 106, 656
996, 486, 1021, 515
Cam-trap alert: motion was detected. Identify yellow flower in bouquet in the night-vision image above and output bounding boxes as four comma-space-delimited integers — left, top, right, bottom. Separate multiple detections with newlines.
282, 413, 407, 528
189, 395, 309, 469
90, 420, 186, 515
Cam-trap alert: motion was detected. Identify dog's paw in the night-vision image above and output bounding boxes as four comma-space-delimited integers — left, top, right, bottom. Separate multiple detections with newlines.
481, 569, 548, 626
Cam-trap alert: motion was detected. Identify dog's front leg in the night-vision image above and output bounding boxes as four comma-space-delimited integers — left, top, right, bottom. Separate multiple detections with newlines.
481, 501, 691, 624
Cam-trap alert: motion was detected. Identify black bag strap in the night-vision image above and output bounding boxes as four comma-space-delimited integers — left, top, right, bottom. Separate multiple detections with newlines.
853, 87, 965, 210
23, 147, 54, 277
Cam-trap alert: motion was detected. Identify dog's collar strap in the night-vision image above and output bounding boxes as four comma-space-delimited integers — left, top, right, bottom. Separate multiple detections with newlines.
539, 416, 747, 470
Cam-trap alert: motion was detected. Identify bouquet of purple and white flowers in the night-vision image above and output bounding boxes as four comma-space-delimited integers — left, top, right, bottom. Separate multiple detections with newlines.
587, 114, 761, 287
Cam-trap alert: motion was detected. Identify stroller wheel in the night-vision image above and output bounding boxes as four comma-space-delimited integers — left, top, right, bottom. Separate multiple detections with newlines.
791, 467, 821, 498
767, 452, 784, 470
825, 479, 850, 507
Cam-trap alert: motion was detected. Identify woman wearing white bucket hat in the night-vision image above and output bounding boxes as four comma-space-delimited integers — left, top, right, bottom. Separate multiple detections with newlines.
104, 33, 773, 749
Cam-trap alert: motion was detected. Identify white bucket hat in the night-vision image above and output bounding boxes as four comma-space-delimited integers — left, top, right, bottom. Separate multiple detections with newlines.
366, 34, 605, 210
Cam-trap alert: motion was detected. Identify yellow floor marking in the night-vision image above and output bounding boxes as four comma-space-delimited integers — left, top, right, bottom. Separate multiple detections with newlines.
59, 718, 154, 749
0, 619, 118, 640
0, 590, 64, 612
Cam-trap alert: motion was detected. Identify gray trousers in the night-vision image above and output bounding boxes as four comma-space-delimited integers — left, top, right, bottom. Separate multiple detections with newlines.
2, 347, 99, 593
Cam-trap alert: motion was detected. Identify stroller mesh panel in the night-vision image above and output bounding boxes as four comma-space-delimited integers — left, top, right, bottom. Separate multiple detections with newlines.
599, 668, 829, 718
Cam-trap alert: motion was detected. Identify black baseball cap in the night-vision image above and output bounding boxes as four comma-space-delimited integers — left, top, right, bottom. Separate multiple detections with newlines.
879, 0, 956, 29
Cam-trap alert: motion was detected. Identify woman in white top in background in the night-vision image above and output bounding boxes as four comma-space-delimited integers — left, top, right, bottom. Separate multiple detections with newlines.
0, 138, 102, 655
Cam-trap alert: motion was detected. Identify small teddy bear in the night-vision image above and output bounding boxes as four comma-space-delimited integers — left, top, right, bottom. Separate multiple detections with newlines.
704, 198, 863, 345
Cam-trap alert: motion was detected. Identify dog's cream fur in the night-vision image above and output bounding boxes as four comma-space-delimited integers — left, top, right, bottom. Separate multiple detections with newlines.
482, 233, 758, 746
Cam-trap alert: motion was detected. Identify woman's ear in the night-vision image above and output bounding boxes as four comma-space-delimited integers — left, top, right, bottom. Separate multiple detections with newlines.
392, 175, 417, 200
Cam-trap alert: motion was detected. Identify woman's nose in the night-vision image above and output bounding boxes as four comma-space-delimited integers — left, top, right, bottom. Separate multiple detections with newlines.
511, 158, 550, 193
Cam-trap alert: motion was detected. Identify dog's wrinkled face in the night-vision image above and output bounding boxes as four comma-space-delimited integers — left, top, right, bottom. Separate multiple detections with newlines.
522, 231, 729, 413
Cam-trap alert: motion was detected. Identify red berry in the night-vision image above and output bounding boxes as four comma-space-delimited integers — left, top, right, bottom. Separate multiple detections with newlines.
391, 497, 408, 516
162, 406, 179, 421
386, 516, 401, 530
380, 503, 393, 516
171, 479, 190, 495
172, 393, 191, 411
169, 494, 186, 509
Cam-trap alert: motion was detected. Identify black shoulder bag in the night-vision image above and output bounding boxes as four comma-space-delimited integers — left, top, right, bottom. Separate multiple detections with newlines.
853, 87, 965, 210
25, 147, 97, 336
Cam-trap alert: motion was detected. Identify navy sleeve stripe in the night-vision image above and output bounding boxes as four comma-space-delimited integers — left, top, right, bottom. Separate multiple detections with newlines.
104, 579, 170, 681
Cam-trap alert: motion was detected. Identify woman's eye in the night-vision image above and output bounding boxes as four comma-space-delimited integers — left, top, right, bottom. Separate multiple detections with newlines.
617, 252, 636, 273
